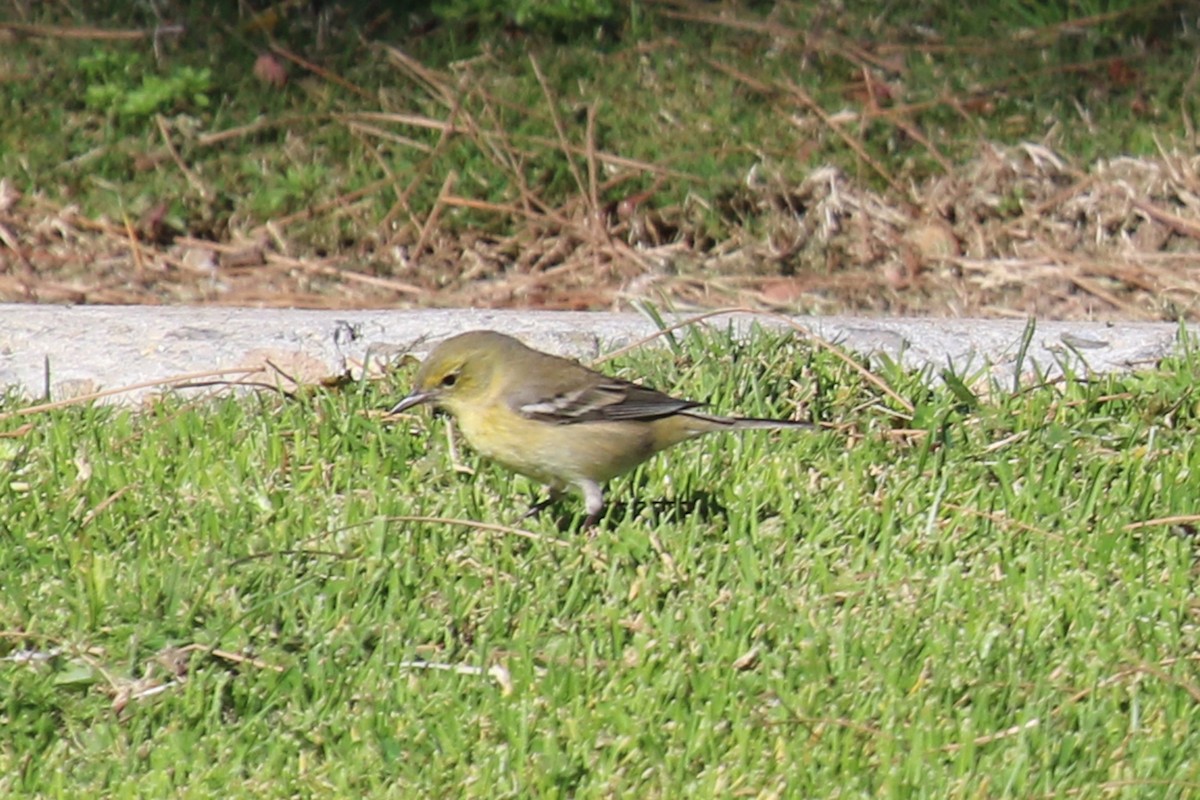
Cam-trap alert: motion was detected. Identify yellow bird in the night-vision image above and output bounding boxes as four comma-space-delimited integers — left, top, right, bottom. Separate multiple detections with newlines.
390, 330, 810, 526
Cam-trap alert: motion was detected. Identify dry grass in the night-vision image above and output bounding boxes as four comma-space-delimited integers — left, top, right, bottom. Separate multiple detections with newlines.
6, 142, 1200, 319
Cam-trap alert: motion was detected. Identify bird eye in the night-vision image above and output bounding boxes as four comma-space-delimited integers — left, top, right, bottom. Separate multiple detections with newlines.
441, 373, 458, 387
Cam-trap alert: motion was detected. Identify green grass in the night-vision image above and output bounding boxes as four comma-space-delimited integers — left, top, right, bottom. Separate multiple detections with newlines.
2, 327, 1199, 797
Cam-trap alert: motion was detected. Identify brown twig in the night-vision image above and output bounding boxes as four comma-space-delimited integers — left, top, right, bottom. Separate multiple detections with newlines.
155, 114, 213, 200
269, 43, 374, 100
0, 22, 185, 41
413, 171, 457, 258
385, 515, 571, 547
0, 367, 265, 421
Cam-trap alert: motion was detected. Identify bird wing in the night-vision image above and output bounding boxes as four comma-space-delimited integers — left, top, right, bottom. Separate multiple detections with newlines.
511, 365, 704, 425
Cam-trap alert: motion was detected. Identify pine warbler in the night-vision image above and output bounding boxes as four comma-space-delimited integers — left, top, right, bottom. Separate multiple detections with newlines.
389, 330, 810, 526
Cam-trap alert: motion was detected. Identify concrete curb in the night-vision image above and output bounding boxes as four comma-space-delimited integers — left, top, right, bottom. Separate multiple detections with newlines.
0, 304, 1186, 404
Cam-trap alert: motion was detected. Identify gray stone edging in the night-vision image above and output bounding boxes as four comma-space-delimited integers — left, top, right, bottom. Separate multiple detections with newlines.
0, 304, 1187, 404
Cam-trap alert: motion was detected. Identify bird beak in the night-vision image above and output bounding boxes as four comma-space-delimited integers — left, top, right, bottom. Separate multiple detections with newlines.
388, 390, 434, 415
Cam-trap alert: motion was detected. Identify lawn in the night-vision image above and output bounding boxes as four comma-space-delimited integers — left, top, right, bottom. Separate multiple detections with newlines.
2, 327, 1198, 797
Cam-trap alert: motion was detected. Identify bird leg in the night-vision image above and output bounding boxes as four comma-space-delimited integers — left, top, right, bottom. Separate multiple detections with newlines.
579, 480, 606, 530
522, 482, 606, 531
521, 489, 563, 520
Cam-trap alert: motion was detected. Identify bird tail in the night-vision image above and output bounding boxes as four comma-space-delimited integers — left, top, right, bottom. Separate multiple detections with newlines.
728, 416, 813, 431
685, 411, 813, 431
